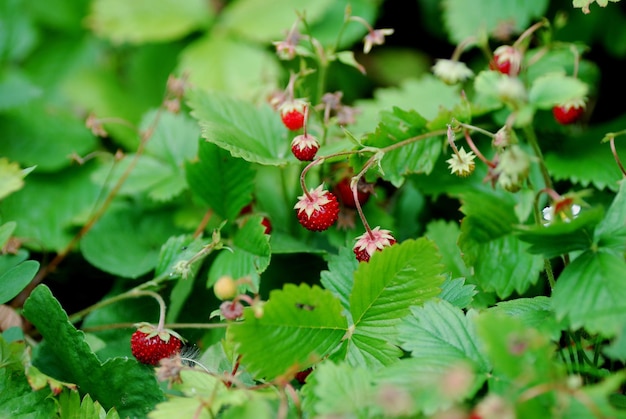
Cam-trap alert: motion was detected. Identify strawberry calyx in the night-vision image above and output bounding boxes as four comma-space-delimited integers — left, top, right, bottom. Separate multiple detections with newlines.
134, 322, 184, 343
291, 133, 320, 161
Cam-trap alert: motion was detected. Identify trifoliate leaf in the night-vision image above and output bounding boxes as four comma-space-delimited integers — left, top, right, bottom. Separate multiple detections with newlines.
229, 283, 348, 380
186, 140, 256, 221
22, 285, 164, 418
88, 0, 212, 44
552, 249, 626, 336
186, 89, 289, 165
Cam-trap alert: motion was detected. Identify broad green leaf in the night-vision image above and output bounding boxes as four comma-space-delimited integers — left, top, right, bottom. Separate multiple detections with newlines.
0, 102, 97, 172
320, 247, 359, 314
207, 215, 271, 291
515, 206, 604, 258
142, 110, 200, 167
220, 0, 334, 42
595, 179, 626, 250
179, 36, 281, 101
398, 300, 490, 374
22, 285, 164, 418
57, 391, 121, 419
307, 0, 377, 48
362, 107, 442, 186
0, 259, 38, 305
186, 140, 255, 221
1, 164, 101, 252
90, 153, 174, 197
0, 0, 38, 62
459, 192, 544, 298
552, 249, 626, 336
343, 238, 445, 368
351, 238, 445, 333
528, 73, 589, 109
490, 297, 563, 341
88, 0, 212, 44
353, 76, 463, 136
441, 0, 549, 44
80, 203, 184, 278
186, 89, 289, 165
301, 361, 374, 418
0, 68, 41, 110
229, 283, 348, 380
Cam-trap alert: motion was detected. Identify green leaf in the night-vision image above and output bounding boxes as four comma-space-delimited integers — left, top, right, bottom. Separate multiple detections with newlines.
57, 391, 121, 419
438, 277, 477, 309
88, 0, 213, 44
0, 68, 41, 110
595, 179, 626, 251
344, 238, 445, 367
425, 220, 471, 280
442, 0, 549, 44
351, 76, 463, 136
207, 215, 271, 291
398, 300, 490, 374
22, 285, 164, 418
490, 297, 563, 341
514, 206, 604, 258
1, 164, 101, 252
459, 192, 544, 298
80, 203, 183, 278
186, 89, 289, 165
528, 73, 589, 109
573, 0, 621, 13
320, 247, 359, 315
0, 102, 97, 172
178, 35, 281, 101
0, 221, 16, 248
0, 260, 38, 305
301, 361, 374, 418
362, 107, 442, 186
552, 249, 626, 336
186, 140, 256, 221
0, 0, 38, 62
229, 283, 348, 380
220, 0, 334, 42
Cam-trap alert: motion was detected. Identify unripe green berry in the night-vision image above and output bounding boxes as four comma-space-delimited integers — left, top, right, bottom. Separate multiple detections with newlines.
214, 275, 238, 300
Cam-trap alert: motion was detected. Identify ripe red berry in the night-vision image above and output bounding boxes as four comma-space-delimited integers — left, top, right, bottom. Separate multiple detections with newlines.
291, 133, 319, 161
294, 185, 340, 231
353, 227, 396, 262
552, 100, 586, 125
261, 216, 272, 234
490, 45, 522, 76
294, 367, 313, 384
130, 323, 183, 366
333, 177, 371, 209
280, 100, 307, 131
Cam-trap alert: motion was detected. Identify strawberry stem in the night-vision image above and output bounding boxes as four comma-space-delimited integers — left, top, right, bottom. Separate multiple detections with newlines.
299, 158, 324, 200
609, 136, 626, 177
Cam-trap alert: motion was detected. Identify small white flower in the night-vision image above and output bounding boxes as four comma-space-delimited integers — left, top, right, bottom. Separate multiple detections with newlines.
446, 147, 476, 177
432, 59, 474, 85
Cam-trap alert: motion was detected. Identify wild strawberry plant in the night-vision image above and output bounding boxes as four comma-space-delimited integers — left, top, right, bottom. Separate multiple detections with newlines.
1, 0, 626, 418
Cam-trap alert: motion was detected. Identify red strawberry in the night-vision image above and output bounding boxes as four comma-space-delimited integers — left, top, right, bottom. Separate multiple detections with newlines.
353, 227, 396, 262
294, 185, 339, 231
291, 133, 319, 161
280, 100, 307, 131
552, 99, 586, 125
333, 177, 371, 209
490, 45, 522, 76
261, 216, 272, 234
131, 323, 183, 365
294, 367, 313, 384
